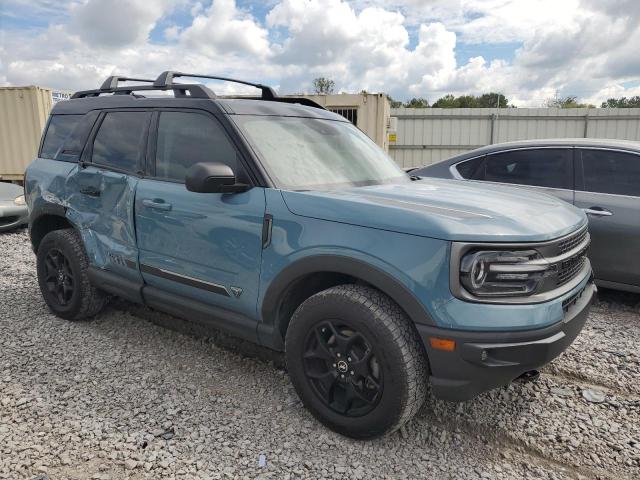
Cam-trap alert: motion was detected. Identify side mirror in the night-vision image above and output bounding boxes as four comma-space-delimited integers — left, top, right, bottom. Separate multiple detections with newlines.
185, 162, 249, 193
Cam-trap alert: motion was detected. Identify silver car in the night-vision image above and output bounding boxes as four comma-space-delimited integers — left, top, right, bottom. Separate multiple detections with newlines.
0, 182, 28, 232
413, 139, 640, 294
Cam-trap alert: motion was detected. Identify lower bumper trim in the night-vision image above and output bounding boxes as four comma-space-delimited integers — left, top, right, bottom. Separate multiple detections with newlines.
417, 280, 595, 401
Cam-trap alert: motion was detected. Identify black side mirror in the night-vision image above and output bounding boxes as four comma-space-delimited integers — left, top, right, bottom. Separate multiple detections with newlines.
185, 162, 249, 193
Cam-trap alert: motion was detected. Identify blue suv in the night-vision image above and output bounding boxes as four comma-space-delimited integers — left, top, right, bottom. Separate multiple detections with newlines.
25, 72, 595, 439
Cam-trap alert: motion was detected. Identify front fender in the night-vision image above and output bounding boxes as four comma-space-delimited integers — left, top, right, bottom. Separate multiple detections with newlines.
261, 254, 439, 329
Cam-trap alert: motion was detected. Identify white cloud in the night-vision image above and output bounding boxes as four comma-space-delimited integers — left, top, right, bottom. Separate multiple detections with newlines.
0, 0, 638, 106
180, 0, 270, 56
69, 0, 180, 48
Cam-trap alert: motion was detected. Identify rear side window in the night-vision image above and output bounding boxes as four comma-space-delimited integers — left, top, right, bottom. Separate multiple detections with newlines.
92, 112, 149, 172
580, 149, 640, 196
154, 111, 238, 182
455, 156, 485, 179
472, 149, 572, 189
40, 115, 82, 160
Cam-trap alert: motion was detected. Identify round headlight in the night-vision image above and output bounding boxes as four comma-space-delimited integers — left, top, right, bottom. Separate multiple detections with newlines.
470, 257, 487, 289
14, 195, 26, 206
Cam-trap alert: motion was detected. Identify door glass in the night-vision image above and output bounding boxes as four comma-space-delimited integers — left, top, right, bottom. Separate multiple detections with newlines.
478, 149, 572, 189
580, 149, 640, 196
155, 112, 237, 182
40, 114, 82, 160
92, 112, 148, 172
456, 156, 485, 179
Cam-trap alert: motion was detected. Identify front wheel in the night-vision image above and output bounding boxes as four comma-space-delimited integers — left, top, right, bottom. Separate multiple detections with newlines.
36, 229, 106, 320
285, 284, 428, 439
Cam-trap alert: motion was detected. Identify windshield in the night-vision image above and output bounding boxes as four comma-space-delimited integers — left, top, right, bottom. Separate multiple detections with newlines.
232, 115, 409, 190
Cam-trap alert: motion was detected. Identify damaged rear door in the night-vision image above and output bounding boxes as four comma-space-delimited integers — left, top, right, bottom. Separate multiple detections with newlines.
65, 110, 150, 282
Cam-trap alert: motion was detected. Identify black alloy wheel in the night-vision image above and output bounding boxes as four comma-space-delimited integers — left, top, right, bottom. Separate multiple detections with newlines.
303, 320, 382, 417
36, 229, 106, 320
43, 248, 75, 307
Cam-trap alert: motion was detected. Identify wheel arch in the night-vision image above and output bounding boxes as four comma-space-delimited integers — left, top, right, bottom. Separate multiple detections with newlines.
29, 206, 76, 253
259, 255, 436, 350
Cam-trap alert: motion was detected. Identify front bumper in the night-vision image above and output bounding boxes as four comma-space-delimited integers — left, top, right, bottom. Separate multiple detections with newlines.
0, 203, 29, 232
416, 278, 596, 401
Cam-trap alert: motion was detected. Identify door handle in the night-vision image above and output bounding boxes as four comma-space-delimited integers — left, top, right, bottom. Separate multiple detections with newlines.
583, 206, 613, 217
142, 199, 172, 211
80, 186, 101, 197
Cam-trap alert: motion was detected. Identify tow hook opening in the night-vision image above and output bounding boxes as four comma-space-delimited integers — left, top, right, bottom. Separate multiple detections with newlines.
515, 370, 540, 383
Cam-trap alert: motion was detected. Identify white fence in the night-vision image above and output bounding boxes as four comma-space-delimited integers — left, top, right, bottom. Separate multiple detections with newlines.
389, 107, 640, 168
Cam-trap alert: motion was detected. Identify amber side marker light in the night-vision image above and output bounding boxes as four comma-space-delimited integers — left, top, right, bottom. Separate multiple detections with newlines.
429, 337, 456, 351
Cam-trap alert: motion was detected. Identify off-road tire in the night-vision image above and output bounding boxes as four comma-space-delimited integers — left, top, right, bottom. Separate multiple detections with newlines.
285, 284, 429, 439
36, 229, 106, 320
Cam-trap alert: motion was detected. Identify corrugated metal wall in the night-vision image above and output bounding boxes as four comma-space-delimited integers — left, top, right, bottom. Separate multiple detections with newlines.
0, 86, 53, 180
390, 107, 640, 167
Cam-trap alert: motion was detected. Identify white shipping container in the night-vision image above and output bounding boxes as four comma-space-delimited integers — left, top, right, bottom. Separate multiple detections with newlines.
0, 86, 59, 181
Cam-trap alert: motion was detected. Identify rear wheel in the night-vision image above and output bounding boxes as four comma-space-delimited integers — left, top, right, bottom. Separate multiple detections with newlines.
36, 229, 106, 320
285, 284, 428, 439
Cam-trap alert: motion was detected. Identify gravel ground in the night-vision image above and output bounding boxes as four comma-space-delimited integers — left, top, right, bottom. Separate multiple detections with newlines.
1, 229, 638, 480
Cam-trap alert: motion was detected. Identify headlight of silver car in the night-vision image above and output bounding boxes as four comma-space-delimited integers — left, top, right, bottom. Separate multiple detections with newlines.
13, 195, 26, 206
460, 249, 549, 297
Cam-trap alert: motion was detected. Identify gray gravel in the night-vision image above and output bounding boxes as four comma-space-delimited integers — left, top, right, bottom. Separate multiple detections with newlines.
1, 229, 638, 480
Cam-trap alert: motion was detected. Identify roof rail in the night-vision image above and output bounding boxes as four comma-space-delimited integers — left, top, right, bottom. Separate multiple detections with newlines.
71, 83, 216, 100
154, 71, 278, 100
99, 76, 155, 90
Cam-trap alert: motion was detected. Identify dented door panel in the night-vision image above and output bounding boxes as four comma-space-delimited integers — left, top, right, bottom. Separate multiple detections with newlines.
65, 165, 142, 282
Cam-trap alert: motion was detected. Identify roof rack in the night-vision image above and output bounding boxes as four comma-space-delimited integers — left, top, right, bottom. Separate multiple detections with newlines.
71, 82, 215, 99
70, 71, 326, 110
99, 76, 155, 90
154, 71, 278, 100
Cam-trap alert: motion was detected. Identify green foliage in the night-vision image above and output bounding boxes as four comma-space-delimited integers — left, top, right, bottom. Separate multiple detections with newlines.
546, 95, 595, 108
600, 96, 640, 108
431, 92, 509, 108
312, 77, 335, 95
386, 94, 403, 108
403, 97, 430, 108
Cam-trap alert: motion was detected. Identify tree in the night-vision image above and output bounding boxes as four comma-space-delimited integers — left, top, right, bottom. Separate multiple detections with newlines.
386, 94, 403, 108
431, 93, 509, 108
601, 96, 640, 108
403, 97, 429, 108
546, 95, 595, 108
431, 94, 459, 108
477, 92, 509, 108
312, 77, 335, 94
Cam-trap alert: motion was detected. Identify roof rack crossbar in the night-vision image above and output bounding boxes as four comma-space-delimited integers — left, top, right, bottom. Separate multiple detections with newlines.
99, 76, 155, 90
71, 84, 216, 100
154, 71, 278, 100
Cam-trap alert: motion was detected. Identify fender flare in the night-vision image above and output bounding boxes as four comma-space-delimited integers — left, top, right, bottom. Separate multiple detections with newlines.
28, 202, 73, 252
260, 255, 436, 330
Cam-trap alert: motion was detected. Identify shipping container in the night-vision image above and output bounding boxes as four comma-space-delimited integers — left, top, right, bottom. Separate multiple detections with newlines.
299, 93, 391, 151
0, 86, 70, 182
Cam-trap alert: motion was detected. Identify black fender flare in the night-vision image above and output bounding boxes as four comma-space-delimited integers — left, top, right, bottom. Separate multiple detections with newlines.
28, 202, 73, 252
260, 255, 437, 331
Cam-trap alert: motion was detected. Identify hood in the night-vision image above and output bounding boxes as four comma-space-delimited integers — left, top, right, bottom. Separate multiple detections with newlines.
281, 178, 587, 242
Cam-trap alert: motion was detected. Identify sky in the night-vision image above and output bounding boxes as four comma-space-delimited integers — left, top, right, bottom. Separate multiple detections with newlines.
1, 0, 639, 106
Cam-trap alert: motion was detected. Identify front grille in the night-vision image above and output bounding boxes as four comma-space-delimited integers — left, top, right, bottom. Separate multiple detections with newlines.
557, 227, 588, 254
557, 253, 587, 286
0, 216, 19, 226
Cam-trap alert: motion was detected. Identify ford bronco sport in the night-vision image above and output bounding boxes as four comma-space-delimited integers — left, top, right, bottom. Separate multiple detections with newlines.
25, 72, 595, 439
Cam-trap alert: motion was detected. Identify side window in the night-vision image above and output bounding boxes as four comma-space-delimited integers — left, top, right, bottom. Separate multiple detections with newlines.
155, 112, 238, 182
40, 115, 82, 160
455, 156, 485, 179
580, 149, 640, 196
480, 149, 572, 189
91, 112, 148, 172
